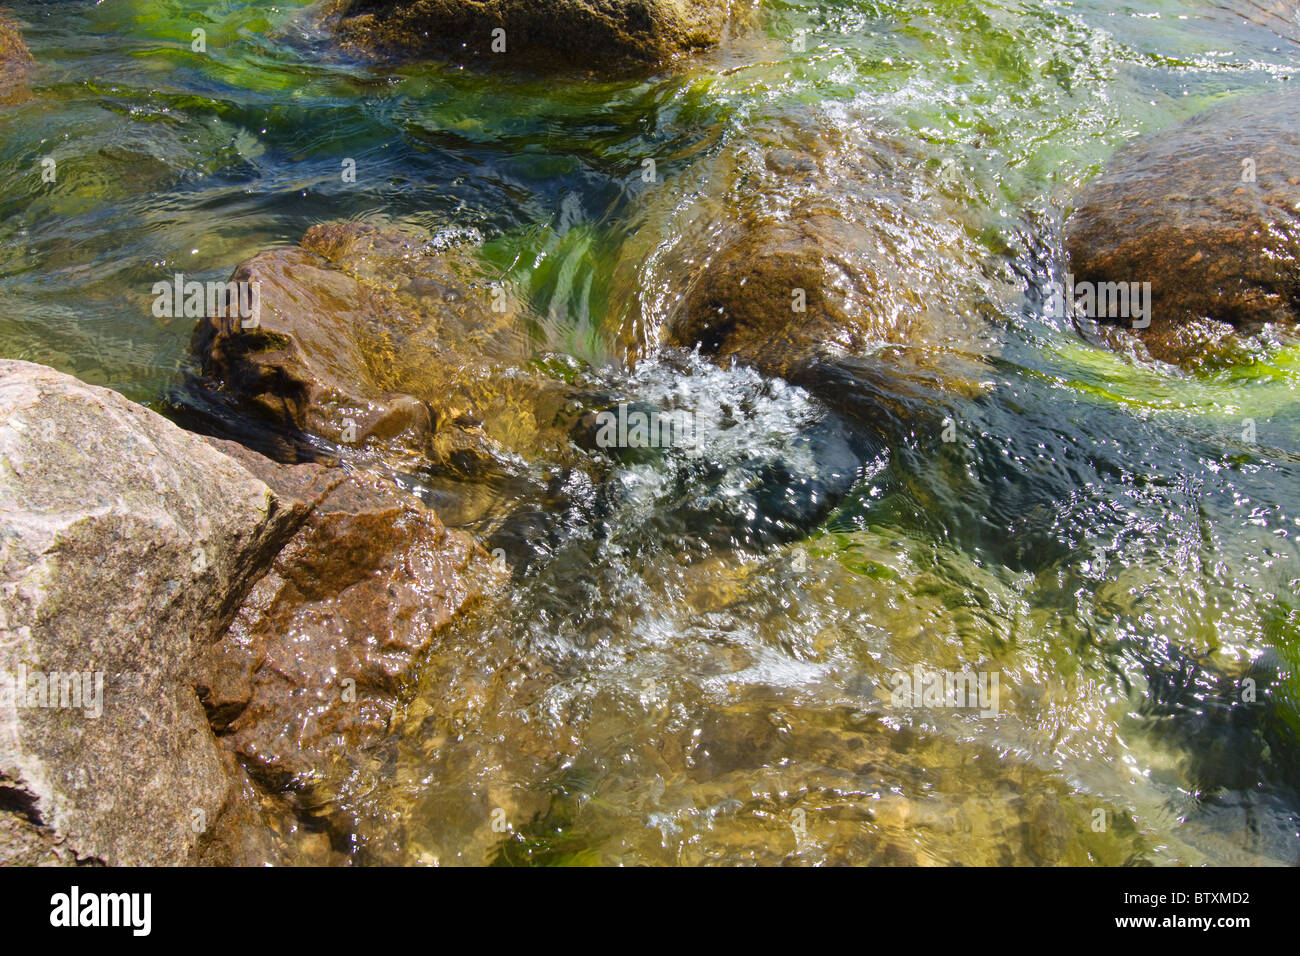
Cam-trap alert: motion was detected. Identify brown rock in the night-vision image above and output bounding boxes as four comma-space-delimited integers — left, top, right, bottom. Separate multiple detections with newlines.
617, 119, 1007, 391
192, 241, 438, 470
0, 10, 32, 106
195, 443, 506, 844
1066, 91, 1300, 366
323, 0, 757, 70
192, 222, 573, 477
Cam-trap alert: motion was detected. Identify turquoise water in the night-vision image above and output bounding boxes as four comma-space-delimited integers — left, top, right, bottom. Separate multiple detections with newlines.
2, 0, 1299, 864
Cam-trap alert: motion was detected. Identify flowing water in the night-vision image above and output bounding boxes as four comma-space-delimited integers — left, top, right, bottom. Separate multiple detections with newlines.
2, 0, 1299, 864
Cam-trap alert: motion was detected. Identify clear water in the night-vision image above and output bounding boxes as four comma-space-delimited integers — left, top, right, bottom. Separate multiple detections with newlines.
2, 0, 1299, 864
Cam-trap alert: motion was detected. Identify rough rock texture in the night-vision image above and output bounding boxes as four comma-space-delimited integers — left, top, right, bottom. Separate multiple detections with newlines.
192, 222, 579, 478
325, 0, 757, 69
615, 116, 1008, 403
196, 437, 505, 851
1066, 91, 1300, 366
0, 359, 506, 864
0, 360, 308, 866
1215, 0, 1300, 44
0, 10, 32, 105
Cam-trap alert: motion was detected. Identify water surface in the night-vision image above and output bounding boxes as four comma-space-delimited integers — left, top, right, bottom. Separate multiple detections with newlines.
2, 0, 1298, 864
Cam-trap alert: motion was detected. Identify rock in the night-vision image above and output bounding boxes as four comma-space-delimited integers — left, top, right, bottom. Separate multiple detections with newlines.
657, 410, 869, 551
191, 222, 579, 477
617, 118, 1008, 396
491, 687, 1151, 866
0, 10, 32, 106
323, 0, 757, 70
0, 807, 89, 865
1217, 0, 1300, 44
1066, 92, 1300, 367
0, 359, 506, 864
195, 437, 506, 847
0, 360, 309, 865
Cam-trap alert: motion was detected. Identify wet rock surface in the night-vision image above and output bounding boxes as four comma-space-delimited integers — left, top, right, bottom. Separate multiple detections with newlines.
0, 359, 504, 865
192, 222, 576, 478
0, 10, 32, 106
323, 0, 757, 70
191, 223, 877, 568
1066, 91, 1300, 366
196, 438, 505, 852
0, 360, 306, 865
1216, 0, 1300, 44
617, 117, 1008, 404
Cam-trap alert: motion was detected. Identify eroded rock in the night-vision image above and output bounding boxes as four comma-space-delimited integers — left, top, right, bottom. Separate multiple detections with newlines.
1066, 91, 1300, 366
323, 0, 757, 70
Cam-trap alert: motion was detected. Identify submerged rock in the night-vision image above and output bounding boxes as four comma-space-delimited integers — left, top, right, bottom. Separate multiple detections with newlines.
0, 360, 306, 865
0, 10, 32, 106
323, 0, 757, 70
487, 682, 1151, 866
1217, 0, 1300, 44
1066, 92, 1300, 367
192, 222, 578, 477
616, 117, 1007, 402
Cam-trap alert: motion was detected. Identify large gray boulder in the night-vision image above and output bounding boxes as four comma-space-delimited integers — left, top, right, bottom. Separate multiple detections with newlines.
0, 360, 308, 865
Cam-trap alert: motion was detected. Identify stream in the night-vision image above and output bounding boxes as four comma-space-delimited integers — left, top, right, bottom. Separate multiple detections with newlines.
2, 0, 1299, 864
